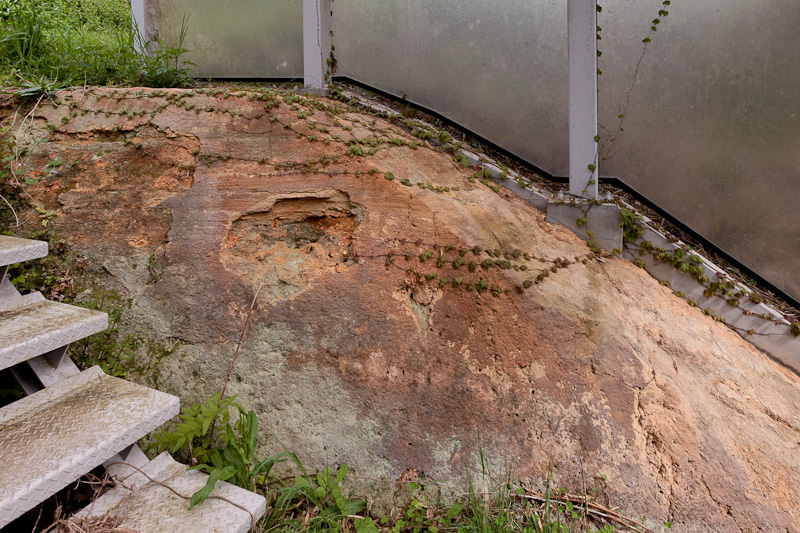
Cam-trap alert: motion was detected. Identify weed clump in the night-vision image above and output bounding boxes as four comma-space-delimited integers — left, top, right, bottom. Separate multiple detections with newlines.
0, 0, 194, 91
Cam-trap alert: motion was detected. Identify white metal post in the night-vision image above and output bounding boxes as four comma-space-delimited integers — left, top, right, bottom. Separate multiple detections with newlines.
303, 0, 332, 91
568, 0, 599, 199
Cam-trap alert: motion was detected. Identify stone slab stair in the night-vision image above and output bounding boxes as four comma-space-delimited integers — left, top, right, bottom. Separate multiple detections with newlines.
0, 299, 109, 372
0, 366, 178, 525
73, 452, 267, 533
0, 236, 266, 530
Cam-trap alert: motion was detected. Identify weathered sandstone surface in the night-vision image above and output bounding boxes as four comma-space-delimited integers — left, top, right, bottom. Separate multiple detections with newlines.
12, 88, 800, 531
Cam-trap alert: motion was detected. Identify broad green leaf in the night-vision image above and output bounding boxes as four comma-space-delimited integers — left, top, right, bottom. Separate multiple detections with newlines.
172, 436, 185, 452
188, 465, 235, 510
354, 517, 379, 533
201, 413, 212, 435
224, 424, 236, 446
332, 484, 346, 512
343, 499, 366, 516
246, 410, 258, 451
320, 504, 339, 518
317, 467, 329, 489
336, 463, 348, 483
221, 446, 244, 471
445, 504, 463, 519
209, 449, 226, 469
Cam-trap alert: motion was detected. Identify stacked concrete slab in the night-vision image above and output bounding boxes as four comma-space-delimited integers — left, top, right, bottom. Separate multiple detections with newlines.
0, 236, 265, 531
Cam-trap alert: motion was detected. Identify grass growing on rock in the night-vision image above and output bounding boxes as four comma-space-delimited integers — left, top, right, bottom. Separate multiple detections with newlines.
14, 440, 659, 532
135, 385, 662, 533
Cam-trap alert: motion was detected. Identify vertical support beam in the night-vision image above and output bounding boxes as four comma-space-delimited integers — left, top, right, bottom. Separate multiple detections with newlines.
568, 0, 599, 199
9, 363, 43, 396
13, 347, 80, 393
303, 0, 332, 92
43, 345, 69, 371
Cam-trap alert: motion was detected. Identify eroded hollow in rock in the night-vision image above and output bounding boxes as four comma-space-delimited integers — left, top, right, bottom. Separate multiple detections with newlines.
223, 190, 365, 297
232, 190, 363, 251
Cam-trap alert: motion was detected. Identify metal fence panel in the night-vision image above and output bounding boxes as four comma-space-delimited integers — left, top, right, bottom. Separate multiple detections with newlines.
146, 0, 303, 78
332, 0, 569, 174
598, 0, 800, 302
333, 0, 800, 301
143, 0, 800, 301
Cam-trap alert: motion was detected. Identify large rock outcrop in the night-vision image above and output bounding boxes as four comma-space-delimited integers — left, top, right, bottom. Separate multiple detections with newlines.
11, 88, 800, 531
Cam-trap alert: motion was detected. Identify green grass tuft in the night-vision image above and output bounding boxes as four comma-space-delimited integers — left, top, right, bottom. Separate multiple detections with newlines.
0, 0, 194, 90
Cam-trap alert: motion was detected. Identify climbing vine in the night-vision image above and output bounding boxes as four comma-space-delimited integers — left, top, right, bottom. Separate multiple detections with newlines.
360, 239, 598, 299
596, 0, 674, 162
23, 85, 799, 340
19, 86, 612, 321
622, 211, 799, 337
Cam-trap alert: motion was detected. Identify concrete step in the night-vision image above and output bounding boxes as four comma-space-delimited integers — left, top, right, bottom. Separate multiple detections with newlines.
0, 299, 108, 372
0, 235, 48, 268
71, 451, 267, 533
0, 366, 180, 527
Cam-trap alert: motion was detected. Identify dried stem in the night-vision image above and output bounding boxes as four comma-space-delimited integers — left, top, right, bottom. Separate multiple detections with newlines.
102, 461, 257, 531
516, 490, 658, 533
220, 281, 262, 399
0, 193, 19, 227
208, 282, 263, 445
579, 455, 587, 532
